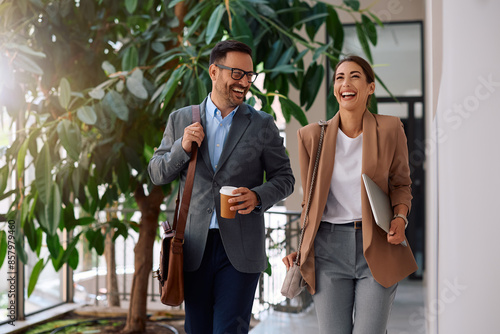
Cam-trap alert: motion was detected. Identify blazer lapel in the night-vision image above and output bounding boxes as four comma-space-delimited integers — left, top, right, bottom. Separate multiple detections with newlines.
197, 99, 214, 174
361, 110, 378, 180
215, 103, 251, 174
316, 114, 339, 199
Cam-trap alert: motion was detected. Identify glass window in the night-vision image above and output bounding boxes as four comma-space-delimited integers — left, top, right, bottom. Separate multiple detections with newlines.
378, 102, 409, 118
342, 23, 423, 97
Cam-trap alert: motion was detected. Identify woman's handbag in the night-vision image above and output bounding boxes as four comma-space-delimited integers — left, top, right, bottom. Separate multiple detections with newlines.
155, 105, 200, 306
281, 121, 327, 299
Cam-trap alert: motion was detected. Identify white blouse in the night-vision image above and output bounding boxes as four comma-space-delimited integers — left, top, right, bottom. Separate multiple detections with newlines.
321, 128, 363, 224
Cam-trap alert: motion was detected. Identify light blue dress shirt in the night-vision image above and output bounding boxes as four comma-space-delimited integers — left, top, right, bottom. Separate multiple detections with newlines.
206, 94, 238, 229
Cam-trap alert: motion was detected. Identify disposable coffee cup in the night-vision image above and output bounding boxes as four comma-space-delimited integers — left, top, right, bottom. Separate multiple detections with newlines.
220, 186, 241, 219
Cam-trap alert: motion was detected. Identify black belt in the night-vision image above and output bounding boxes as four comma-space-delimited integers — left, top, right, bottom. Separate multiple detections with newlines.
321, 221, 362, 229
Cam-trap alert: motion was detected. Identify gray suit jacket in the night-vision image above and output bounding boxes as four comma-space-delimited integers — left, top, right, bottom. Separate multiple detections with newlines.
148, 97, 295, 273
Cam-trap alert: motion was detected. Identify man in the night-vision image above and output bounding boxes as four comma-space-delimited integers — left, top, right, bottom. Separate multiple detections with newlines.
148, 40, 295, 334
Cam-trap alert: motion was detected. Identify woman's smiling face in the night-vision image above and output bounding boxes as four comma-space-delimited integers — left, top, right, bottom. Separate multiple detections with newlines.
333, 61, 375, 112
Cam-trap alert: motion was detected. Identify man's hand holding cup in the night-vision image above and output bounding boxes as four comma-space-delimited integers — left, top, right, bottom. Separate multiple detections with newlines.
220, 186, 259, 218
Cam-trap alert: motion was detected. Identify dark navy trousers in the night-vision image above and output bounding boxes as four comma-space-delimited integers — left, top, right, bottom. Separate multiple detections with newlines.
184, 229, 261, 334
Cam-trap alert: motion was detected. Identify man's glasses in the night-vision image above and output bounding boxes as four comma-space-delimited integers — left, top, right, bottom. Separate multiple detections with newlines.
215, 64, 259, 83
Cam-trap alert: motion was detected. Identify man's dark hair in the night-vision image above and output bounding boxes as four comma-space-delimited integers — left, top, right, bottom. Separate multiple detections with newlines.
209, 40, 253, 65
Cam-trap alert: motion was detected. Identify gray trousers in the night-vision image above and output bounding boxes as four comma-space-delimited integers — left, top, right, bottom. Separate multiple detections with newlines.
312, 222, 397, 334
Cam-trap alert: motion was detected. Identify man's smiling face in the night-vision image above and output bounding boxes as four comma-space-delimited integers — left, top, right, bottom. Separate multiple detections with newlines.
210, 51, 253, 115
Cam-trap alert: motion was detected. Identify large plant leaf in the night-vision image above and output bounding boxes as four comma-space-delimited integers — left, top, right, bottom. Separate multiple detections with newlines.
355, 22, 373, 63
327, 89, 339, 120
122, 45, 139, 72
28, 259, 46, 297
53, 231, 83, 271
206, 3, 225, 44
58, 78, 71, 109
369, 12, 384, 27
12, 53, 43, 75
116, 155, 130, 193
77, 106, 97, 125
5, 42, 44, 58
103, 90, 129, 121
279, 97, 308, 126
101, 60, 116, 75
160, 65, 187, 112
24, 219, 38, 255
20, 194, 30, 227
125, 0, 138, 14
0, 231, 6, 269
231, 15, 255, 50
57, 119, 82, 161
0, 166, 7, 196
370, 93, 378, 114
16, 137, 30, 177
343, 0, 360, 11
126, 69, 148, 99
361, 14, 377, 46
270, 47, 296, 79
15, 236, 28, 264
35, 144, 52, 205
110, 218, 129, 242
35, 228, 43, 257
195, 77, 208, 104
89, 88, 105, 100
16, 128, 41, 177
326, 6, 344, 60
313, 43, 331, 63
68, 248, 79, 270
300, 62, 324, 110
46, 233, 61, 259
265, 39, 283, 69
86, 229, 105, 255
45, 184, 62, 236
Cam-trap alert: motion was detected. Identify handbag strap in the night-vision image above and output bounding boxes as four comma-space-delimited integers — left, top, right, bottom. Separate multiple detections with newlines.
294, 120, 327, 265
172, 105, 201, 242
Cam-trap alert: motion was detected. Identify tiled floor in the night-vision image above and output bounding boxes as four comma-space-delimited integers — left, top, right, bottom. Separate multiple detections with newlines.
1, 279, 424, 334
251, 279, 425, 334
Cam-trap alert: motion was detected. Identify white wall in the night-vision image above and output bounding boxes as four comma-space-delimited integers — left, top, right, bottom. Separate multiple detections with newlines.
427, 0, 500, 333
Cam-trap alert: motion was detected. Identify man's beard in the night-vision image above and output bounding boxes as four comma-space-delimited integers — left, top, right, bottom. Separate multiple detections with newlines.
222, 83, 248, 107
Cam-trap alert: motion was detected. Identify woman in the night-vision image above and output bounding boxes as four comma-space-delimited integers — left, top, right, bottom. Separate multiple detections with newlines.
283, 55, 418, 334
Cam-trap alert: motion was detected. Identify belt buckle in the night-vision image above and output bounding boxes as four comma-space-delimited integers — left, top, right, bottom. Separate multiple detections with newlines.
353, 221, 362, 230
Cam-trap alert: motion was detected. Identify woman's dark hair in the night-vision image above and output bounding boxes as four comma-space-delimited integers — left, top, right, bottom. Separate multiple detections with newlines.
209, 40, 253, 65
334, 55, 375, 107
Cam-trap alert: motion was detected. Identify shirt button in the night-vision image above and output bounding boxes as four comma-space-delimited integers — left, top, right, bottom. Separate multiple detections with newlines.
216, 144, 220, 147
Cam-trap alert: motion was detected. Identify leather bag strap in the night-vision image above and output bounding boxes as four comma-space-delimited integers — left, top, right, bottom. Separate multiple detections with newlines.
172, 105, 201, 241
295, 120, 327, 265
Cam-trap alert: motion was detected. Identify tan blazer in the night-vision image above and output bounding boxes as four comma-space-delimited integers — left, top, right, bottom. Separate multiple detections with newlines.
297, 111, 418, 292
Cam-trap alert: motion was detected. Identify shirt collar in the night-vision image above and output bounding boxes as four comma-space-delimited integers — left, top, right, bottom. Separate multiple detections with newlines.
207, 93, 239, 120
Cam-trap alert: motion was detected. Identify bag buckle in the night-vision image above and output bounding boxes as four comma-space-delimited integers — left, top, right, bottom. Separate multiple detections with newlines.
152, 269, 160, 279
172, 237, 185, 245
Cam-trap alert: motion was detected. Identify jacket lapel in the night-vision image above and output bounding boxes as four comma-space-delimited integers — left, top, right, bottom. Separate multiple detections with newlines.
197, 98, 214, 174
215, 103, 251, 174
316, 114, 339, 201
361, 110, 378, 180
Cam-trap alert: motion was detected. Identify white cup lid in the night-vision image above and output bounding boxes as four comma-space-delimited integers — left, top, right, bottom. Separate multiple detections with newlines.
220, 186, 241, 196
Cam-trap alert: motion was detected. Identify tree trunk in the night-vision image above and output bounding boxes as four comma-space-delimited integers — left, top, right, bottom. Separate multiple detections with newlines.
123, 184, 164, 333
104, 208, 120, 307
123, 2, 187, 330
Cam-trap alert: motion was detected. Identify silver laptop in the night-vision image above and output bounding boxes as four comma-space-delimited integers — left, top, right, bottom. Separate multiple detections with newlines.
362, 174, 407, 247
